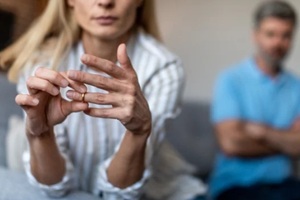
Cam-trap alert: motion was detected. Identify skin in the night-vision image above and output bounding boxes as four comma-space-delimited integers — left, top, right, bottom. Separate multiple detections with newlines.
215, 17, 300, 158
15, 0, 151, 189
253, 17, 294, 77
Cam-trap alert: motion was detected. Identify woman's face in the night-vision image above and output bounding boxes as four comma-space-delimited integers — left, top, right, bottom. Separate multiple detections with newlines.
68, 0, 142, 40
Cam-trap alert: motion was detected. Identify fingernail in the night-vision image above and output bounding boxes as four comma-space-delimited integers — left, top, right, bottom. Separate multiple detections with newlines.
61, 79, 68, 87
68, 71, 76, 79
53, 88, 59, 95
32, 99, 39, 105
81, 54, 89, 62
66, 91, 73, 98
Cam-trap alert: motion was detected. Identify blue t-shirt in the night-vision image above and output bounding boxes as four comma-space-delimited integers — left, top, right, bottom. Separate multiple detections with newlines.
210, 58, 300, 198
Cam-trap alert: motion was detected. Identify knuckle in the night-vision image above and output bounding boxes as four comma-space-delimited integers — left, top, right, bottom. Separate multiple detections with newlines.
106, 62, 115, 73
40, 81, 48, 91
24, 95, 31, 102
126, 96, 135, 106
127, 85, 137, 96
101, 109, 110, 118
34, 67, 44, 76
26, 76, 37, 87
69, 70, 80, 80
53, 73, 60, 81
73, 71, 85, 82
70, 103, 77, 111
95, 76, 105, 87
95, 94, 105, 103
128, 72, 138, 82
90, 56, 98, 65
124, 108, 133, 120
78, 72, 84, 81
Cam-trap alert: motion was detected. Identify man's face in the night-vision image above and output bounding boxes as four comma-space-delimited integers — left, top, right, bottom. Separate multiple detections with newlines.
254, 17, 295, 66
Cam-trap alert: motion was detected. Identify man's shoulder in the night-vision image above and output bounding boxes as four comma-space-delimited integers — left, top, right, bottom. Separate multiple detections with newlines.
217, 59, 251, 83
284, 71, 300, 84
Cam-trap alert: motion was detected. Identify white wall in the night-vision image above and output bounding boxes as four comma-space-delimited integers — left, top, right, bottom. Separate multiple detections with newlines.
155, 0, 300, 102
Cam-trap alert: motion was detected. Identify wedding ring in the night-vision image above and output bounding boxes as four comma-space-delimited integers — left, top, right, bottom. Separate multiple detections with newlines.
81, 92, 86, 102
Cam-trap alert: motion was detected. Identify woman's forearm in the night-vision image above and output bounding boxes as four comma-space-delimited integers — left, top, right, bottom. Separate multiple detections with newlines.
27, 128, 66, 185
107, 131, 149, 188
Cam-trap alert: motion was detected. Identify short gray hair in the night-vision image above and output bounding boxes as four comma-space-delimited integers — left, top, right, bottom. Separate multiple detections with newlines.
254, 0, 297, 28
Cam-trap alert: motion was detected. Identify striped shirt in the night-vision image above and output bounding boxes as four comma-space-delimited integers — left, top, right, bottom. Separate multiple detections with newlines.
18, 29, 205, 200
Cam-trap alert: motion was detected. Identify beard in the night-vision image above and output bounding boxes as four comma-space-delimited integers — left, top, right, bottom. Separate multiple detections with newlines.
260, 47, 289, 71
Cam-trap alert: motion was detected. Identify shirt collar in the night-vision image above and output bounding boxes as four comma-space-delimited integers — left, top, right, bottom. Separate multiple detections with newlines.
247, 57, 288, 85
75, 31, 137, 69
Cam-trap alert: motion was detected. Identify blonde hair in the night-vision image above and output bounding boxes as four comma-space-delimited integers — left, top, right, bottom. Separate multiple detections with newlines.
0, 0, 160, 82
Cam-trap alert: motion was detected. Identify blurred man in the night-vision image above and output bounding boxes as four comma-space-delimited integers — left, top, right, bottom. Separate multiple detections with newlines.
210, 1, 300, 200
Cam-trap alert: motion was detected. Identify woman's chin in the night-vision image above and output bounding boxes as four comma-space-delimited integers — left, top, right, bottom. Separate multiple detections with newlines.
90, 27, 124, 41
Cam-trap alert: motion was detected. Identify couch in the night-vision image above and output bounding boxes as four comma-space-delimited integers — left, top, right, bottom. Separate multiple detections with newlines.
0, 71, 217, 199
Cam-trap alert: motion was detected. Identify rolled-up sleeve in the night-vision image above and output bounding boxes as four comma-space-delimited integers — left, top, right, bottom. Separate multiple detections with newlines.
94, 157, 150, 200
23, 146, 74, 197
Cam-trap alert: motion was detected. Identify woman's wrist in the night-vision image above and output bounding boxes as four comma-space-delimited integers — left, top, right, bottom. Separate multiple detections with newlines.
26, 125, 54, 141
120, 129, 149, 157
128, 119, 152, 136
126, 129, 150, 144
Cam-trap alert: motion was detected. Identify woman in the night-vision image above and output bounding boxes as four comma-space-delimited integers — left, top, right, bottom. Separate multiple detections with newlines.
0, 0, 205, 199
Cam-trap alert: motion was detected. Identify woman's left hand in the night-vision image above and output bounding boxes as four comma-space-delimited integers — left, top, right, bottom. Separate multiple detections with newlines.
66, 44, 151, 136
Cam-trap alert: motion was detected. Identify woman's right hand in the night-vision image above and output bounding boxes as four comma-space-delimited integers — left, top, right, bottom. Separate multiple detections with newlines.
15, 67, 88, 137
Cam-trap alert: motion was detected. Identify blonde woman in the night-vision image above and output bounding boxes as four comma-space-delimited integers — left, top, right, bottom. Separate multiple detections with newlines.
0, 0, 205, 199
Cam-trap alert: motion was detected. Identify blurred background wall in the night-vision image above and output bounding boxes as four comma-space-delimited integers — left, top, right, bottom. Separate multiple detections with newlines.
155, 0, 300, 102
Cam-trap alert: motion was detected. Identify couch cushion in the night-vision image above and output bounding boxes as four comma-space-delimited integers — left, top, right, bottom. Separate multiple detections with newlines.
0, 72, 23, 166
0, 167, 99, 200
166, 101, 218, 179
6, 115, 27, 171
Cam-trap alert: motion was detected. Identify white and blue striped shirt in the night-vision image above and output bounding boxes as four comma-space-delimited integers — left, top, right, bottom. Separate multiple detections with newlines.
18, 29, 205, 200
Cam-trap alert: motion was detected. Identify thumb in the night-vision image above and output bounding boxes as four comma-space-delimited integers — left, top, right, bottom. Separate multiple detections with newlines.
61, 99, 88, 116
117, 43, 132, 70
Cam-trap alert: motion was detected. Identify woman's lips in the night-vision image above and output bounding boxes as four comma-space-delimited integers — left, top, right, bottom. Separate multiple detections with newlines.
93, 16, 118, 25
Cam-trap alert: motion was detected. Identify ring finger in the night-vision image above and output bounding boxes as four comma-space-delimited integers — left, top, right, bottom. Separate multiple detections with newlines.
66, 90, 118, 106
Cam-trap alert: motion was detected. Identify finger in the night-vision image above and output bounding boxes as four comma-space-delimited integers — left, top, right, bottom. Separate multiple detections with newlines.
117, 44, 138, 81
35, 67, 69, 88
117, 43, 133, 70
60, 71, 87, 93
66, 90, 120, 105
80, 54, 126, 79
84, 107, 123, 119
15, 94, 39, 107
67, 71, 122, 92
61, 100, 89, 116
26, 76, 60, 96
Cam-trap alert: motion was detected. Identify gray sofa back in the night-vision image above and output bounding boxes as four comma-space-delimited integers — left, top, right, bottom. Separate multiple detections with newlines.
0, 72, 22, 167
165, 102, 218, 179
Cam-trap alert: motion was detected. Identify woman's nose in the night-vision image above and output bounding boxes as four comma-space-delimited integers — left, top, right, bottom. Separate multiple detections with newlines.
96, 0, 114, 8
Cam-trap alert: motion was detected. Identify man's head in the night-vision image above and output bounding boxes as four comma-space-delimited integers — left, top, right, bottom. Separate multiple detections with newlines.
253, 0, 297, 67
